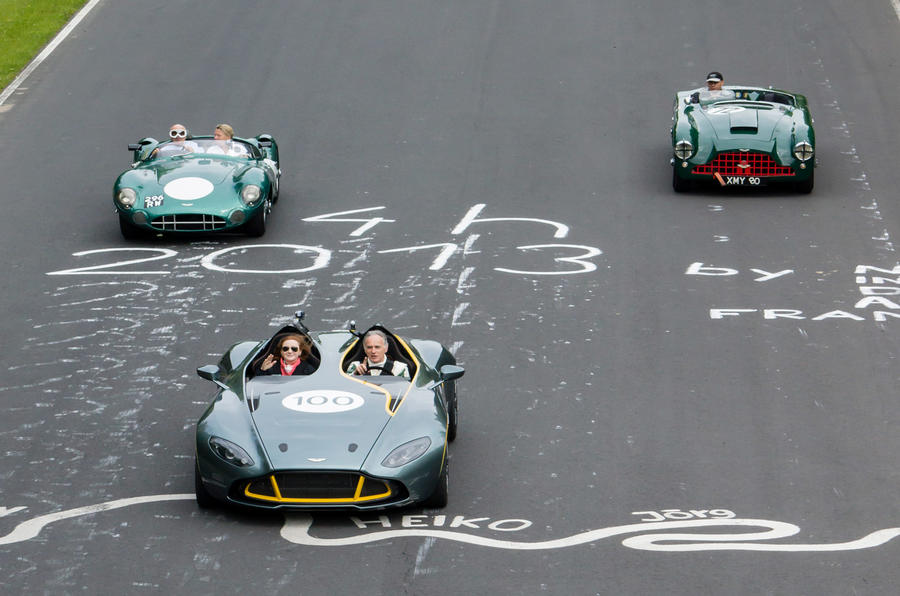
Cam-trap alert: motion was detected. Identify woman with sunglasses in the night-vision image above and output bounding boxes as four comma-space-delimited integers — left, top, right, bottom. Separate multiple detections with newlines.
254, 334, 315, 376
152, 123, 198, 158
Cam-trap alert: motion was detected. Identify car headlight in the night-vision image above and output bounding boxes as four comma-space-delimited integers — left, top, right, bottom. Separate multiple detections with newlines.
793, 141, 814, 162
209, 436, 254, 467
674, 140, 693, 160
241, 185, 261, 205
116, 188, 137, 208
382, 437, 432, 468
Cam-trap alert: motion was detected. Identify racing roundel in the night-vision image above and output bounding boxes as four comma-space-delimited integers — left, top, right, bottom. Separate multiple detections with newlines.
282, 390, 365, 414
163, 176, 214, 200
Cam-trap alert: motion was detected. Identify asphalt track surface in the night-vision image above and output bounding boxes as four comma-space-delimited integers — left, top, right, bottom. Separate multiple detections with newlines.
2, 0, 900, 593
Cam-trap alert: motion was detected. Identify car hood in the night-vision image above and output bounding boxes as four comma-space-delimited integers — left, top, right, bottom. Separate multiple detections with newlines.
246, 377, 400, 471
688, 104, 799, 160
691, 104, 794, 150
116, 155, 261, 196
138, 155, 256, 185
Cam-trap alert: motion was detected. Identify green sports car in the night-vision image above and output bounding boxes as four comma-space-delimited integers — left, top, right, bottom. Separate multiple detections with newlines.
113, 133, 280, 238
194, 312, 464, 510
671, 86, 815, 193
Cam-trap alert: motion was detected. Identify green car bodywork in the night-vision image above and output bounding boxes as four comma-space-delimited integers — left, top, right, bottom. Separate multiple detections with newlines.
194, 315, 464, 511
113, 134, 280, 238
671, 86, 815, 193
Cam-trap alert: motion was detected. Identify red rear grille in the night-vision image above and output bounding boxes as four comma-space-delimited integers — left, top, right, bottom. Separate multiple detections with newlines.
694, 151, 794, 177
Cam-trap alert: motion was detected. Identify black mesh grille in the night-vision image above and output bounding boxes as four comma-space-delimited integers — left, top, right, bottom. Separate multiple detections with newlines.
246, 477, 276, 497
276, 472, 360, 499
359, 477, 388, 497
239, 472, 406, 505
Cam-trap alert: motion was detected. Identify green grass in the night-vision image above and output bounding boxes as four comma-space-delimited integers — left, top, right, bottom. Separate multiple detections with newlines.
0, 0, 89, 91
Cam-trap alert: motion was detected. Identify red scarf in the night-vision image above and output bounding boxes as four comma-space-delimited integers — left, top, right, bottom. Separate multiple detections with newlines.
281, 359, 299, 375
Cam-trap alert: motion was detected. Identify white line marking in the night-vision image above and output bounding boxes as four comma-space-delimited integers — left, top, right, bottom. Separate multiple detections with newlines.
3, 495, 898, 554
893, 0, 900, 22
0, 494, 193, 546
0, 0, 104, 107
451, 204, 569, 238
281, 516, 900, 553
451, 303, 470, 326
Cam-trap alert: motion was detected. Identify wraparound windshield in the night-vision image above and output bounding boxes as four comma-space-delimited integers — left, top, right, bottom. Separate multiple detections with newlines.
153, 138, 255, 159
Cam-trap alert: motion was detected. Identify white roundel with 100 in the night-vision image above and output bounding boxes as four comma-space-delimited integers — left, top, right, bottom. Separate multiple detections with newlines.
282, 390, 364, 414
163, 177, 214, 200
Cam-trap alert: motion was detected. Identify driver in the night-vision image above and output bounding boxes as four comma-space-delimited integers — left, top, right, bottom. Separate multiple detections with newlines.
151, 123, 198, 157
690, 71, 735, 104
346, 330, 410, 378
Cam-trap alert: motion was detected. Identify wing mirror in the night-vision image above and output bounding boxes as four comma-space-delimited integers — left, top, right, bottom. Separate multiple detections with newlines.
197, 364, 222, 382
129, 138, 155, 151
130, 137, 157, 162
258, 134, 274, 148
439, 364, 465, 382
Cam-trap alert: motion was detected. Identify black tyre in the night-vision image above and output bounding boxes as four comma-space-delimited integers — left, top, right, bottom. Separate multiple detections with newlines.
244, 200, 268, 237
272, 173, 281, 203
422, 458, 448, 508
673, 168, 691, 193
195, 461, 217, 509
119, 214, 144, 239
794, 169, 814, 194
446, 383, 458, 442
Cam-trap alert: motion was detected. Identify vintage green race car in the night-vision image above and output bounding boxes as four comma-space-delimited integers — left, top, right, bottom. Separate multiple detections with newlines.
113, 134, 280, 238
194, 312, 464, 511
671, 86, 815, 193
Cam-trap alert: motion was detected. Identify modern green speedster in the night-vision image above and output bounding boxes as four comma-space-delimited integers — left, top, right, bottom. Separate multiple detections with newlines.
113, 134, 280, 238
194, 312, 464, 510
671, 86, 815, 193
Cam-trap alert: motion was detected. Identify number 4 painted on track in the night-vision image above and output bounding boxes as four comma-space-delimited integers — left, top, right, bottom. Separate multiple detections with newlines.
302, 207, 396, 236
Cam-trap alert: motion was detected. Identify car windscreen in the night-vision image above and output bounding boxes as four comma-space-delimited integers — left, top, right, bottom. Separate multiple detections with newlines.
730, 89, 796, 106
152, 138, 255, 160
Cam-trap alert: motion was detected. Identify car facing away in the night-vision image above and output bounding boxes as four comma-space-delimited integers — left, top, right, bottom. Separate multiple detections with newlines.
194, 313, 464, 511
671, 86, 815, 193
113, 134, 280, 238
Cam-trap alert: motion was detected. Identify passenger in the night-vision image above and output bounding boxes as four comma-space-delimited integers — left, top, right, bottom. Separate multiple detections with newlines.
151, 123, 198, 157
208, 123, 248, 157
346, 330, 410, 378
255, 334, 315, 376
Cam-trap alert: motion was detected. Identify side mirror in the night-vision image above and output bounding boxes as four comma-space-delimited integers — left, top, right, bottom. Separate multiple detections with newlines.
258, 134, 274, 148
197, 364, 222, 382
131, 138, 157, 161
439, 364, 465, 382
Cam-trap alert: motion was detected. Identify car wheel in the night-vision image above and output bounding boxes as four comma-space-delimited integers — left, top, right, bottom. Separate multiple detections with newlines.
119, 214, 144, 239
672, 168, 691, 193
272, 173, 281, 203
795, 169, 814, 194
446, 383, 458, 442
244, 199, 268, 237
195, 461, 217, 509
422, 458, 449, 508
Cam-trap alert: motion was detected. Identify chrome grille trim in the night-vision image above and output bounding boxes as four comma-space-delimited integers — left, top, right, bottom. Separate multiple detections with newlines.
150, 214, 227, 231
